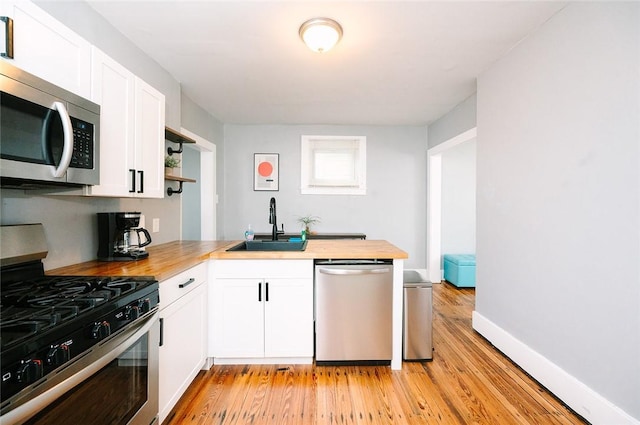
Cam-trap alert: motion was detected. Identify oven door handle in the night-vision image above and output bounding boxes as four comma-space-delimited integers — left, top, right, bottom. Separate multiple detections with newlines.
1, 310, 159, 425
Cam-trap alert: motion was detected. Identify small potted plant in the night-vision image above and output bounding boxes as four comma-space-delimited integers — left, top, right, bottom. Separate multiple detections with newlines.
164, 155, 180, 175
297, 215, 321, 234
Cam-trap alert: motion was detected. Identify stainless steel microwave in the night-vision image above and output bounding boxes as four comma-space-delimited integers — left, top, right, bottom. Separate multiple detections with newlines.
0, 61, 100, 189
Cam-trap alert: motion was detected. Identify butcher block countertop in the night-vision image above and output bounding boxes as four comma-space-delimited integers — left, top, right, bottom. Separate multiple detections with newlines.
210, 239, 408, 260
47, 241, 228, 282
48, 239, 408, 281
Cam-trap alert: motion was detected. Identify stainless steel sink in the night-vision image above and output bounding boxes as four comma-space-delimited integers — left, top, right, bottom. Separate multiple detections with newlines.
226, 240, 308, 251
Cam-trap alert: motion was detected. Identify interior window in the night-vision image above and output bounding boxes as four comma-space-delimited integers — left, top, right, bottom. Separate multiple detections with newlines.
300, 135, 366, 195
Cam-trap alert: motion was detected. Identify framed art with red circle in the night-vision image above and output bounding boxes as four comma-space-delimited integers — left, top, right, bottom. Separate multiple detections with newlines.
254, 153, 279, 191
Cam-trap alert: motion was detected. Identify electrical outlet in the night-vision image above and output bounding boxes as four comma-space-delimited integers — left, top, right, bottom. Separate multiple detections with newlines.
152, 218, 160, 233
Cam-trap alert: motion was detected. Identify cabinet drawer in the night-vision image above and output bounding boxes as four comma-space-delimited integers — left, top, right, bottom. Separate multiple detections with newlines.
213, 259, 312, 279
159, 262, 207, 309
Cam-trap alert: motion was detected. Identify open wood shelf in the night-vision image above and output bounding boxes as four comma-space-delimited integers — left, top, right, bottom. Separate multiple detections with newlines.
165, 173, 196, 196
165, 174, 196, 183
165, 127, 196, 145
165, 127, 196, 156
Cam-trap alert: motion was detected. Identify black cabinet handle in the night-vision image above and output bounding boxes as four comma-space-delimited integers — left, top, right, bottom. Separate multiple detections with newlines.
138, 170, 144, 193
1, 17, 14, 59
129, 169, 136, 193
179, 278, 195, 289
266, 282, 269, 302
258, 282, 262, 302
159, 318, 164, 347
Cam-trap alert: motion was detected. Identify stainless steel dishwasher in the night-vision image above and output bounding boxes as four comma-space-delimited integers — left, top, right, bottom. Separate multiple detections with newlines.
315, 260, 393, 364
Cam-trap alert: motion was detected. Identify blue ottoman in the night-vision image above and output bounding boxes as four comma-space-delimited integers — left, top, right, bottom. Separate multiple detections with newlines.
443, 254, 476, 287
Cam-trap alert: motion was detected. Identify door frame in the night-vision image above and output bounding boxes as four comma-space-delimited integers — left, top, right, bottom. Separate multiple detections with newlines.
426, 127, 476, 283
180, 127, 217, 240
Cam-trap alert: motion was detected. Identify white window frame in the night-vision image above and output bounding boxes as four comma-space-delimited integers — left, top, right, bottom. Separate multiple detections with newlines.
301, 135, 366, 195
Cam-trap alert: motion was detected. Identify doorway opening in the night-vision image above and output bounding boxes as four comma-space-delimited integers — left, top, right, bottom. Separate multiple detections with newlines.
180, 128, 217, 240
426, 127, 476, 283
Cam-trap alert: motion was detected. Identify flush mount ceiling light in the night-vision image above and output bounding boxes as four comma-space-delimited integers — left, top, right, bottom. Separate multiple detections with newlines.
299, 17, 343, 53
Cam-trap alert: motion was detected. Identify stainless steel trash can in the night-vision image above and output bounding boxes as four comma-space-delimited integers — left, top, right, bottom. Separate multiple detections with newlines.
403, 270, 433, 361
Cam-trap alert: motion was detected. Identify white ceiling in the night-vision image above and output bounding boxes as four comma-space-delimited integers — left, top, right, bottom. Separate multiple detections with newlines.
86, 1, 567, 126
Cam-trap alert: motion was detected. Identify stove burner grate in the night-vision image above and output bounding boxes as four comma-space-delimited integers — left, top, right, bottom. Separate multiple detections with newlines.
0, 275, 153, 352
0, 305, 80, 349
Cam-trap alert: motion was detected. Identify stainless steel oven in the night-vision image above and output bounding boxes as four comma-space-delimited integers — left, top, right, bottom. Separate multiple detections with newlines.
0, 224, 159, 425
5, 312, 159, 425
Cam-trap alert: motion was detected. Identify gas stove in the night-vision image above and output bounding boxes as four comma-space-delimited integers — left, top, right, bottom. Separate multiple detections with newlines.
0, 224, 159, 415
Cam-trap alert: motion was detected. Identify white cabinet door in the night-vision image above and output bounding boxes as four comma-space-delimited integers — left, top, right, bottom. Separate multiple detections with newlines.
158, 264, 208, 424
216, 278, 264, 358
264, 278, 313, 358
86, 47, 135, 197
212, 260, 313, 361
0, 1, 90, 98
86, 47, 165, 198
134, 78, 165, 198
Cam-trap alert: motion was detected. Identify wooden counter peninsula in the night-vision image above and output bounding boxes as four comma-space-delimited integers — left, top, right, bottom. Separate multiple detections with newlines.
210, 239, 408, 369
48, 239, 409, 370
48, 240, 408, 276
210, 239, 408, 260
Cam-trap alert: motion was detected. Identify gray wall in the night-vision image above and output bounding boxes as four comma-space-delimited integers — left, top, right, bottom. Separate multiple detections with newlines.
441, 139, 476, 263
223, 125, 427, 268
181, 145, 202, 240
476, 2, 639, 420
428, 92, 476, 149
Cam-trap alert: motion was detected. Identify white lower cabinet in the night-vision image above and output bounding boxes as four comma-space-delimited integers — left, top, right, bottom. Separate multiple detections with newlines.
211, 260, 313, 363
158, 263, 208, 423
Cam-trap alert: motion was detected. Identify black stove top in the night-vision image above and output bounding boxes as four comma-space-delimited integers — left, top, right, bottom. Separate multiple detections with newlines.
0, 261, 159, 406
1, 274, 155, 351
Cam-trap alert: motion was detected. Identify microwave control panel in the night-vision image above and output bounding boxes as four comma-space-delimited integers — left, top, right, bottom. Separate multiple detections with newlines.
70, 118, 94, 169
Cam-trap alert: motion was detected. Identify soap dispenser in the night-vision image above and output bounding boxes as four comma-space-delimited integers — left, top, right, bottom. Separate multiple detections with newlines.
245, 224, 254, 241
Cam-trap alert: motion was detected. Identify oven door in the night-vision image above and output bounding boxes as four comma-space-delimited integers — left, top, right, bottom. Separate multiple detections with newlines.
1, 311, 159, 425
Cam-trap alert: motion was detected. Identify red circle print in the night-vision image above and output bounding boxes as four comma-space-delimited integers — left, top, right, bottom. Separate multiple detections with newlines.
258, 161, 273, 177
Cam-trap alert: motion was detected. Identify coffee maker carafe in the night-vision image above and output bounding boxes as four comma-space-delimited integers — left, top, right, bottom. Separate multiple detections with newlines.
97, 212, 152, 261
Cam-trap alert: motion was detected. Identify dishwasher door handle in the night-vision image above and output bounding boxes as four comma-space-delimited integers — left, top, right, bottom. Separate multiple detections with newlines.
317, 267, 391, 275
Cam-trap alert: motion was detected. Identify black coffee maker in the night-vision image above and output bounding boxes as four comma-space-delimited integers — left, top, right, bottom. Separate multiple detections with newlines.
97, 212, 152, 261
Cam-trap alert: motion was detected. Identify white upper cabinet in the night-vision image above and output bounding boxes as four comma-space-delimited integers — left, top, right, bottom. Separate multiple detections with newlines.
133, 77, 165, 198
86, 47, 165, 198
0, 0, 91, 98
86, 47, 135, 197
0, 1, 166, 197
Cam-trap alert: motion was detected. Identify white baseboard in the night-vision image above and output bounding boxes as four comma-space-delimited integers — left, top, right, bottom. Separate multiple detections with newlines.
213, 357, 313, 365
472, 311, 639, 425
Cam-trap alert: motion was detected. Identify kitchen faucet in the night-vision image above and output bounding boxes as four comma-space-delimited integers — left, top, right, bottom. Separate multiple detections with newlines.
269, 197, 285, 241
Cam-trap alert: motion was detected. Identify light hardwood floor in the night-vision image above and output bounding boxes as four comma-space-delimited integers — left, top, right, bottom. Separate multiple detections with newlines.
164, 282, 587, 425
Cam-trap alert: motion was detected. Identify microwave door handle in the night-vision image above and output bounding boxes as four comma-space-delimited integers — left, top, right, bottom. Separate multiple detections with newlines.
50, 101, 73, 178
41, 110, 55, 165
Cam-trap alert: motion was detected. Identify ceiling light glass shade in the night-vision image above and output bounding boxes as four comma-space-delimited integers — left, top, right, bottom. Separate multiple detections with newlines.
299, 18, 343, 53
